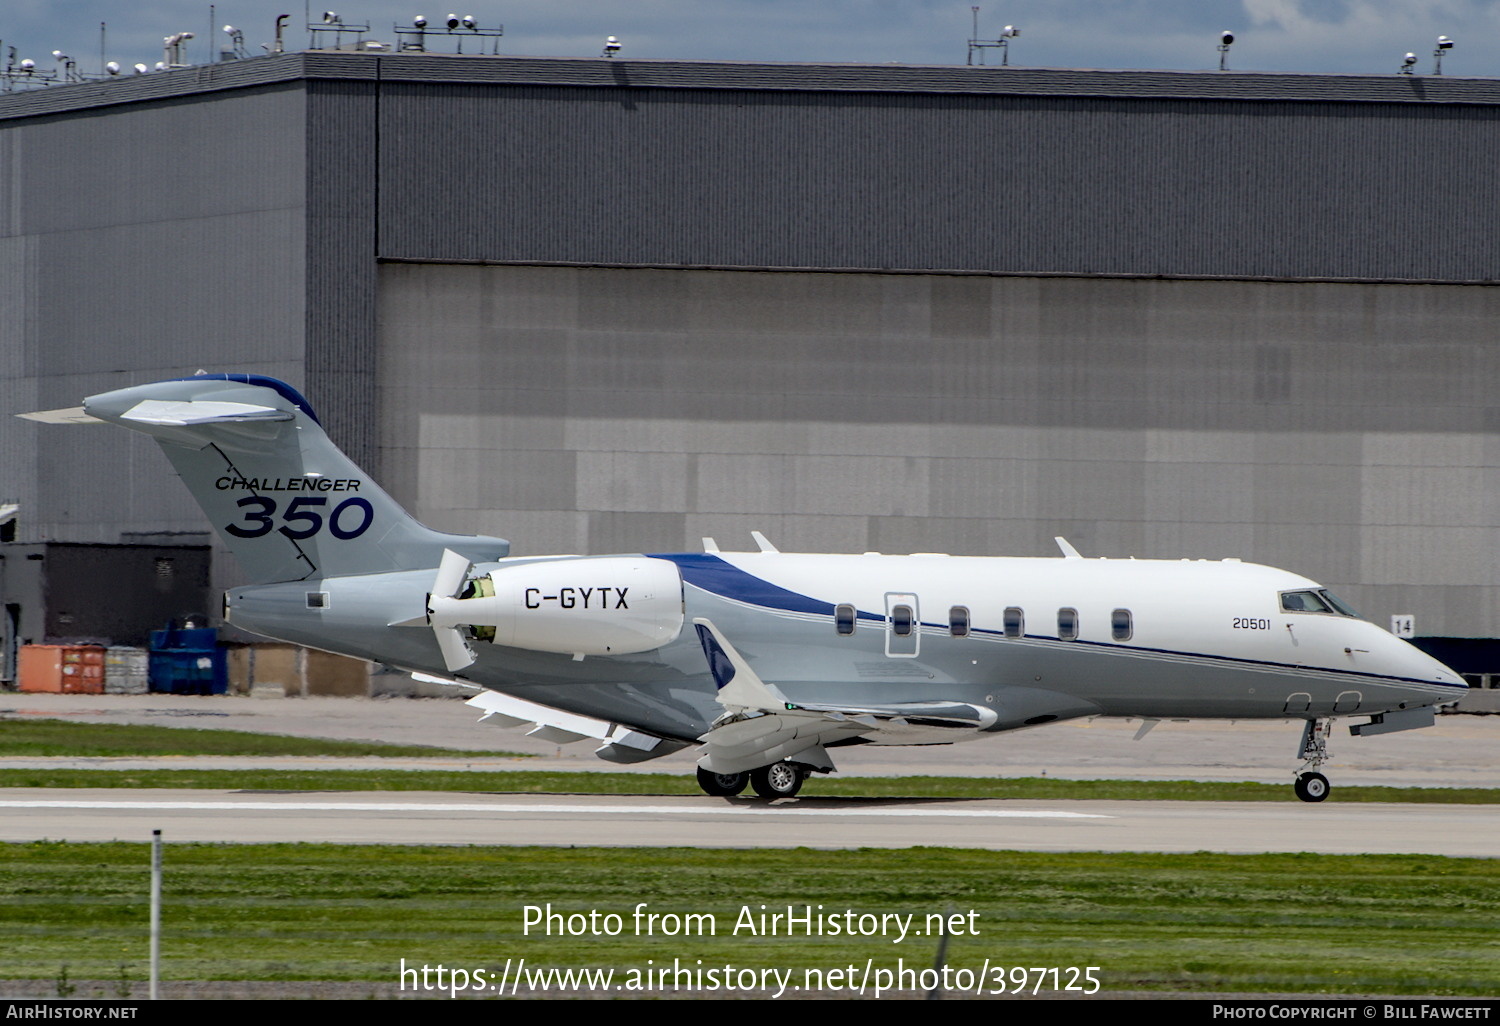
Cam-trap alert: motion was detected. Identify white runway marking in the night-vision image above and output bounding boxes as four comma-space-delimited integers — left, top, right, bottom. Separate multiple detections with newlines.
0, 799, 1110, 820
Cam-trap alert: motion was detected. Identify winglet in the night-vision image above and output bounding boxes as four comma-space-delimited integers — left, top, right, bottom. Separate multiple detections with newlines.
1055, 536, 1083, 559
692, 617, 791, 711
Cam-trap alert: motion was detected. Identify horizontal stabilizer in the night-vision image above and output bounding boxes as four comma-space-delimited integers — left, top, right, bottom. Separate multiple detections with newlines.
16, 406, 102, 425
120, 399, 293, 426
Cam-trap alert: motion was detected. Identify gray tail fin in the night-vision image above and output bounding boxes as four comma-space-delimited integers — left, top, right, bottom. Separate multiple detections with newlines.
78, 374, 508, 584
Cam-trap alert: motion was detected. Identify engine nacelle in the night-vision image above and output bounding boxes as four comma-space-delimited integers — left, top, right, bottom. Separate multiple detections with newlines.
429, 556, 684, 656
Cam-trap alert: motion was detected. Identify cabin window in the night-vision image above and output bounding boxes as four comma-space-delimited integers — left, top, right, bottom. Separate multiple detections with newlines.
1003, 606, 1024, 638
835, 604, 856, 636
891, 604, 915, 637
1057, 607, 1079, 641
1111, 608, 1132, 641
949, 606, 970, 637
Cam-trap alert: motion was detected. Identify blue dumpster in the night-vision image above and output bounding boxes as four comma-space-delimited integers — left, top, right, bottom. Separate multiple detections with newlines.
148, 627, 227, 695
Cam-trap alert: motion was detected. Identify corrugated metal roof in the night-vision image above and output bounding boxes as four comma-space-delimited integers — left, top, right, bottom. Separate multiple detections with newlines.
5, 51, 1500, 123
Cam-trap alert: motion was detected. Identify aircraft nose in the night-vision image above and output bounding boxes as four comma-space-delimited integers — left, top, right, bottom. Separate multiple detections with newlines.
1402, 641, 1466, 690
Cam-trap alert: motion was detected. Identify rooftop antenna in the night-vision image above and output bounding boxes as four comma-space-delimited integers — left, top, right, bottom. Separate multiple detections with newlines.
51, 50, 80, 82
307, 11, 370, 50
1217, 30, 1234, 71
100, 21, 106, 77
162, 32, 195, 68
1399, 52, 1417, 74
1433, 35, 1452, 75
395, 13, 502, 54
967, 8, 1018, 66
601, 35, 621, 58
402, 15, 428, 51
3, 54, 57, 90
222, 25, 247, 60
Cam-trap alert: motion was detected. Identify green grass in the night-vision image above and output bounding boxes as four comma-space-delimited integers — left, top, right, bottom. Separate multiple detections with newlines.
1, 766, 1498, 802
0, 717, 521, 759
2, 843, 1497, 995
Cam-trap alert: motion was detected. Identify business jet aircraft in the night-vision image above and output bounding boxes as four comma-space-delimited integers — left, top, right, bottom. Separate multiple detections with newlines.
25, 374, 1466, 802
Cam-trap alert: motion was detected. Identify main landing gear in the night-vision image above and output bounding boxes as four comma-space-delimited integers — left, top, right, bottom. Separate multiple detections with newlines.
1293, 718, 1332, 803
696, 761, 807, 800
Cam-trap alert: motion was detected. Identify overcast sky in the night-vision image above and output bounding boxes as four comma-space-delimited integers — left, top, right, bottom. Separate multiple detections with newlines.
4, 1, 1498, 81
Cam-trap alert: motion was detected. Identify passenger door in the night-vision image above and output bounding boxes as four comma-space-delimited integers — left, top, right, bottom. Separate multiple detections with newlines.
885, 592, 920, 658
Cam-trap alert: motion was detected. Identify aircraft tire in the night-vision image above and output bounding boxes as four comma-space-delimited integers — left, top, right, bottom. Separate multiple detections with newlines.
1294, 772, 1330, 803
749, 761, 804, 799
696, 767, 749, 797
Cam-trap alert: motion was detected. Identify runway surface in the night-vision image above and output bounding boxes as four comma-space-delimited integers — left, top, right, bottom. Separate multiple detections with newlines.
3, 788, 1496, 855
4, 694, 1498, 857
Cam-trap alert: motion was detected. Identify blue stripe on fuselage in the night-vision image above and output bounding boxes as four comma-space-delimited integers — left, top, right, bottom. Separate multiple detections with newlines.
649, 553, 847, 617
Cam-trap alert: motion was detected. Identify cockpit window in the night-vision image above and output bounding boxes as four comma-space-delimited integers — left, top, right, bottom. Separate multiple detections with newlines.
1280, 590, 1331, 613
1318, 590, 1361, 618
1279, 589, 1361, 618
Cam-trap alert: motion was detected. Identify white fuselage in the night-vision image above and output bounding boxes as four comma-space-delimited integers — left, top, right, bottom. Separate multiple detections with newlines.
229, 548, 1465, 746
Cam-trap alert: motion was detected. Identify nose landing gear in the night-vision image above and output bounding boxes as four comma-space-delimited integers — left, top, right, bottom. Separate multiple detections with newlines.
1293, 718, 1332, 802
1293, 770, 1329, 802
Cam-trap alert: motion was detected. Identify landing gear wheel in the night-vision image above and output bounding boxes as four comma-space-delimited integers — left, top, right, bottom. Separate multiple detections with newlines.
750, 761, 804, 799
696, 767, 748, 797
1294, 772, 1330, 803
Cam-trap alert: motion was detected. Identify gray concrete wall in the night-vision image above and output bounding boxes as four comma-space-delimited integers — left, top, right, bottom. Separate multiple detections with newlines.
377, 262, 1500, 637
0, 85, 309, 604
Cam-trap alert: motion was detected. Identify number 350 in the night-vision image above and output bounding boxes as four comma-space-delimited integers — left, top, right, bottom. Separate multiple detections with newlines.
224, 496, 374, 540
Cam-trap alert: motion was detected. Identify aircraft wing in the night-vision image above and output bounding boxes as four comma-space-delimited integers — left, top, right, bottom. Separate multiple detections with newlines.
691, 618, 997, 774
411, 673, 689, 764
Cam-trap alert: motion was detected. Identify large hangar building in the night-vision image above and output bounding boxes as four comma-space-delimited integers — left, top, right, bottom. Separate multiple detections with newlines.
0, 51, 1497, 675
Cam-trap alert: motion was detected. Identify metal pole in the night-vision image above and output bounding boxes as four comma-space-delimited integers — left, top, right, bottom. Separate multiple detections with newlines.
926, 908, 951, 999
150, 829, 161, 1000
